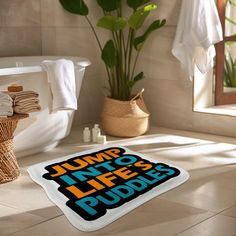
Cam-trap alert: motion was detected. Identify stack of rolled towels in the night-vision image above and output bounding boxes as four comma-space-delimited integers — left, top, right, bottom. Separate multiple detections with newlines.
7, 90, 41, 114
0, 84, 41, 116
0, 92, 13, 117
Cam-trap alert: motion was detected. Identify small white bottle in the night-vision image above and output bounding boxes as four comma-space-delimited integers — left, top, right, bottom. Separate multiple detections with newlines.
83, 127, 91, 143
97, 135, 107, 144
92, 124, 101, 142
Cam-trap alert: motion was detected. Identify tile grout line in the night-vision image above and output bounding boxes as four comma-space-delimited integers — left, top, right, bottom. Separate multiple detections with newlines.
7, 214, 64, 236
0, 201, 63, 220
213, 203, 236, 219
40, 0, 43, 56
174, 211, 221, 236
175, 204, 236, 235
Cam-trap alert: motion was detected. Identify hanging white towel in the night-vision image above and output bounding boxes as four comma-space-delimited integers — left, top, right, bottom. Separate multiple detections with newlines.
172, 0, 223, 79
42, 59, 77, 113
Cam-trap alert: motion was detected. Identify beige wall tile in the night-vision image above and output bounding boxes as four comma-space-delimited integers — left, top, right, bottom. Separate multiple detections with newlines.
41, 0, 101, 27
141, 27, 177, 62
73, 73, 106, 126
145, 0, 182, 27
41, 27, 108, 77
0, 27, 41, 56
0, 0, 40, 26
1, 0, 236, 138
142, 77, 193, 129
135, 27, 188, 82
194, 69, 214, 109
193, 112, 236, 137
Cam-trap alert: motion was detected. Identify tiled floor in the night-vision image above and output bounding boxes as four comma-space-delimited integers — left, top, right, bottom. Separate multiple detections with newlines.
0, 126, 236, 236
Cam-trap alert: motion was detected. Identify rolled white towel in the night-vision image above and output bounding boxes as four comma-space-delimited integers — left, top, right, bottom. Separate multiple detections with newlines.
42, 59, 77, 113
0, 92, 13, 103
0, 107, 13, 116
0, 100, 13, 107
0, 93, 13, 116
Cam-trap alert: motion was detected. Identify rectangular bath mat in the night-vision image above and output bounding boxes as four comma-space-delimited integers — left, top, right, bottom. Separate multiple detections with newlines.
28, 146, 189, 232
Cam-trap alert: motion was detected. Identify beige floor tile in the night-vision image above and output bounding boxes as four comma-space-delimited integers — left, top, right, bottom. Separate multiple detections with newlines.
159, 166, 236, 213
221, 205, 236, 218
17, 127, 236, 214
60, 127, 236, 171
10, 198, 214, 236
177, 215, 236, 236
0, 204, 46, 236
2, 126, 236, 235
10, 216, 83, 236
0, 169, 62, 219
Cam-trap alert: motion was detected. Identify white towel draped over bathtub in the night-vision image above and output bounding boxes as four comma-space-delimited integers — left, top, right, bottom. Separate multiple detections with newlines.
42, 59, 77, 113
172, 0, 223, 79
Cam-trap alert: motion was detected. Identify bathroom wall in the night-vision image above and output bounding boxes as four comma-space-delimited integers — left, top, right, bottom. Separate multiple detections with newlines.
0, 0, 41, 56
0, 0, 107, 126
1, 0, 236, 137
138, 0, 236, 138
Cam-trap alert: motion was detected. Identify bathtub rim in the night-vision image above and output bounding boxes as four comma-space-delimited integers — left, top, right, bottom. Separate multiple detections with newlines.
0, 56, 91, 76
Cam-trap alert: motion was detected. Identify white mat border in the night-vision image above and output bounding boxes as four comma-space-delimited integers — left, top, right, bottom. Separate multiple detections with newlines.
28, 145, 190, 232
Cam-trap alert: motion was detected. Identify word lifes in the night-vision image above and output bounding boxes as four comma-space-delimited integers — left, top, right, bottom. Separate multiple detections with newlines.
43, 147, 180, 221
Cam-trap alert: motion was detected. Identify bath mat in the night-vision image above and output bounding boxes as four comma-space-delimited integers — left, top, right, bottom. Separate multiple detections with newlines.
28, 146, 189, 232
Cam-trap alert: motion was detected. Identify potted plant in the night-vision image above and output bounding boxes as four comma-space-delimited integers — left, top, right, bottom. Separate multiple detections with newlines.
224, 1, 236, 93
59, 0, 166, 137
224, 53, 236, 92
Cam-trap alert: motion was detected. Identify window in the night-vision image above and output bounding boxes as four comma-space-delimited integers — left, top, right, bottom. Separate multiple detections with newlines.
215, 0, 236, 105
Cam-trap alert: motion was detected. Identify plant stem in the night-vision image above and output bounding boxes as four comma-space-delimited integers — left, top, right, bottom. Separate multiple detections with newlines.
85, 15, 114, 96
111, 31, 119, 96
119, 30, 124, 98
85, 16, 102, 52
127, 29, 135, 80
131, 50, 141, 80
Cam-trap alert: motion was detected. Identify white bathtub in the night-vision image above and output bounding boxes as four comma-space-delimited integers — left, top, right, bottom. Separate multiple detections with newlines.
0, 56, 90, 158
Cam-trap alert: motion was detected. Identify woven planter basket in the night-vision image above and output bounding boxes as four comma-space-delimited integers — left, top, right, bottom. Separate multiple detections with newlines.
101, 89, 150, 137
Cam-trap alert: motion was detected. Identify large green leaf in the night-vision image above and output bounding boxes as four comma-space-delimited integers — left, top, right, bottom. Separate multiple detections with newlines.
102, 40, 117, 68
133, 72, 145, 82
128, 4, 157, 30
97, 16, 127, 31
127, 72, 144, 88
233, 65, 236, 87
127, 0, 150, 10
134, 19, 166, 50
59, 0, 88, 16
96, 0, 121, 12
224, 54, 236, 87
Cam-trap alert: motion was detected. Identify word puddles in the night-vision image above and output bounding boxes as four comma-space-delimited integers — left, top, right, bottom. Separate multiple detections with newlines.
43, 147, 180, 220
28, 146, 189, 231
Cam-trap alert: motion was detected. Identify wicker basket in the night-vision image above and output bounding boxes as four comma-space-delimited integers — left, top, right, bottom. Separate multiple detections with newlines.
0, 139, 20, 183
101, 89, 150, 137
0, 114, 28, 184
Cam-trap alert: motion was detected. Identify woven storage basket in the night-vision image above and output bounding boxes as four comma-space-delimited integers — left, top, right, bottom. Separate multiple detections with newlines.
101, 89, 150, 137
